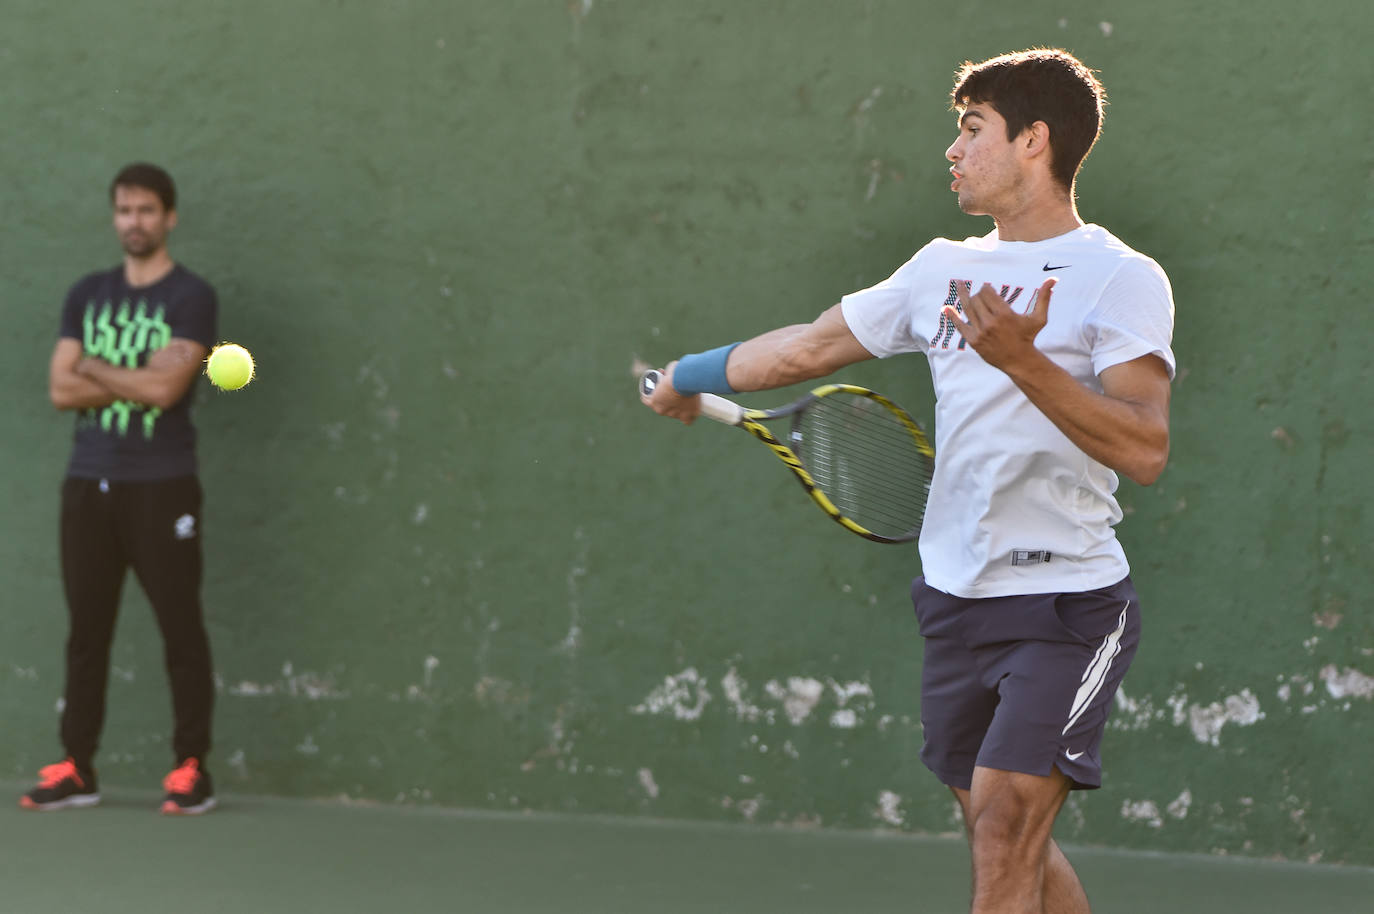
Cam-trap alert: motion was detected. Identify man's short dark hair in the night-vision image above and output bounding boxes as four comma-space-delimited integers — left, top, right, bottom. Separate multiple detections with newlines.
109, 162, 177, 212
950, 48, 1105, 191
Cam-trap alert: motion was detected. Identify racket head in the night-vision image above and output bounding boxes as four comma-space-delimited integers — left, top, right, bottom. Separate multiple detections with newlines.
781, 384, 933, 543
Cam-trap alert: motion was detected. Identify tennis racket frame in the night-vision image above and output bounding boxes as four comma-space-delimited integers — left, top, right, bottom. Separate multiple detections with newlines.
643, 371, 934, 544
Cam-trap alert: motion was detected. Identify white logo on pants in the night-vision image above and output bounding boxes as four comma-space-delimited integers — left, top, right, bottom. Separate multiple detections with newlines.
174, 514, 197, 541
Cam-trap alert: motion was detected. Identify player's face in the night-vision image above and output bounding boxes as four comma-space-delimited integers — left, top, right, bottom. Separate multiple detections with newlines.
945, 104, 1023, 217
112, 185, 176, 259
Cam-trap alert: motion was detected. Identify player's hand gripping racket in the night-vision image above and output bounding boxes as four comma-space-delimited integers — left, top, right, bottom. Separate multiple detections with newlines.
641, 370, 934, 543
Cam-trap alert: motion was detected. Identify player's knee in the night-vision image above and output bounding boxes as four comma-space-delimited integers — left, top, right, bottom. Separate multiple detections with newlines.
66, 630, 115, 656
969, 799, 1044, 863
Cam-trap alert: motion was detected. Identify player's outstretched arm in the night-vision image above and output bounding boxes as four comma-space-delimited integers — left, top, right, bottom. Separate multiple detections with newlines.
73, 338, 210, 411
725, 304, 875, 392
642, 304, 876, 423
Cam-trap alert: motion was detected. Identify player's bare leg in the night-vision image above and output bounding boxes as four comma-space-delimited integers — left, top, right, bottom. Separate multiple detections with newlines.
1039, 837, 1091, 914
951, 767, 1090, 914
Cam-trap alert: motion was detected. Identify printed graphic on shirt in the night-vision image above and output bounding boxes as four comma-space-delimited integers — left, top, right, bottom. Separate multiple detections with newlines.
927, 280, 1026, 350
79, 299, 170, 440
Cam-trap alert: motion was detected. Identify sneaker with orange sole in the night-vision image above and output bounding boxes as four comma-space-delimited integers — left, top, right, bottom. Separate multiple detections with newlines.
160, 758, 217, 816
19, 758, 101, 811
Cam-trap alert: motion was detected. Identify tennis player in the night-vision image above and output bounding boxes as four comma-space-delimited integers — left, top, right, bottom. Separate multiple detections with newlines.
642, 49, 1174, 913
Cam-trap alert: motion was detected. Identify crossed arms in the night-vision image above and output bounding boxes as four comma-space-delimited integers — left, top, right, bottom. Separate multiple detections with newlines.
49, 337, 209, 412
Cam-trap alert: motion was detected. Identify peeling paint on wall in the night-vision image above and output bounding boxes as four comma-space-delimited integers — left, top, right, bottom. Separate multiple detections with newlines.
828, 679, 874, 729
1121, 798, 1164, 828
558, 526, 588, 655
632, 667, 883, 734
227, 662, 348, 701
1112, 686, 1265, 745
1166, 789, 1193, 820
721, 667, 767, 723
1174, 689, 1264, 746
631, 667, 711, 721
1319, 665, 1374, 700
765, 677, 824, 725
637, 767, 659, 799
874, 790, 905, 827
474, 676, 527, 707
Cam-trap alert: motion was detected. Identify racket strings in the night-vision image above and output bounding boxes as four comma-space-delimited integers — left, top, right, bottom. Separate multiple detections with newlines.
795, 394, 933, 539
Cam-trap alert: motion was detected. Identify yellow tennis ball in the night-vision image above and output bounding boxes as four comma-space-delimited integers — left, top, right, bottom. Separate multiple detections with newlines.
206, 343, 255, 391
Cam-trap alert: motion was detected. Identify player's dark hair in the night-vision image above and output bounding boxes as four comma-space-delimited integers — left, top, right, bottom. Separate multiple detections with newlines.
950, 48, 1105, 192
109, 162, 177, 212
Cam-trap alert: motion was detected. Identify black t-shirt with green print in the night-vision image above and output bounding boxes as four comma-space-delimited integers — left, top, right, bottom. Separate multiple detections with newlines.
58, 264, 218, 481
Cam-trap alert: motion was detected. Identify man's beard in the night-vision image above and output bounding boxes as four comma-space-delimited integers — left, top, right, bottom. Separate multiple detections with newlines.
121, 232, 160, 257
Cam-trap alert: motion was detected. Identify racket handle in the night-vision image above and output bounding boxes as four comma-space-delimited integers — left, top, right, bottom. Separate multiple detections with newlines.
696, 393, 744, 425
640, 370, 744, 426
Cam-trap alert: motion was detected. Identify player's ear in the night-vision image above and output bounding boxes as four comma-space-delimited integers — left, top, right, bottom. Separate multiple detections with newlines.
1023, 121, 1051, 156
167, 209, 178, 231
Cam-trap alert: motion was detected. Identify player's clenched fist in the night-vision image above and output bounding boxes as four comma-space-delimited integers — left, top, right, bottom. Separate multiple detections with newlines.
639, 361, 703, 425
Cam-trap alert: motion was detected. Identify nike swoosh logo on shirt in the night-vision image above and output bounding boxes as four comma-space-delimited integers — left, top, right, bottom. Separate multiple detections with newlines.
1042, 263, 1072, 271
1065, 750, 1085, 761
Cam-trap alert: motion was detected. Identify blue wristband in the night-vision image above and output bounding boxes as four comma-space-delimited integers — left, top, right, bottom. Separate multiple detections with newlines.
671, 343, 742, 396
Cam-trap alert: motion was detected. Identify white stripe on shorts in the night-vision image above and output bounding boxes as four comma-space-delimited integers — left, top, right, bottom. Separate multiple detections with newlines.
1061, 601, 1130, 736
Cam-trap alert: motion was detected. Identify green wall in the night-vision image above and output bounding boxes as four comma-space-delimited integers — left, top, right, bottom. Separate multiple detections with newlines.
2, 0, 1370, 864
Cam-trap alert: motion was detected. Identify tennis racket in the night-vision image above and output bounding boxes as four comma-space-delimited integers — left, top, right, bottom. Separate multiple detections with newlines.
641, 370, 934, 543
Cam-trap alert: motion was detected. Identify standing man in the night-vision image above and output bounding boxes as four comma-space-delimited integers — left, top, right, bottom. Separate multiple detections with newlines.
23, 163, 219, 816
642, 49, 1174, 913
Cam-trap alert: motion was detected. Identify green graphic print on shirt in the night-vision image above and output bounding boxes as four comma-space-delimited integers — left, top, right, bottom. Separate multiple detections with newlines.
80, 299, 170, 439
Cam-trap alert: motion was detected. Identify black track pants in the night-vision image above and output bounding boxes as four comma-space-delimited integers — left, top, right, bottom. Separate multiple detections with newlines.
58, 475, 214, 769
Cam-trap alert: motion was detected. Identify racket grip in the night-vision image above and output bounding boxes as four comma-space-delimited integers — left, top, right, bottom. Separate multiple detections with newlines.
640, 370, 744, 425
696, 393, 744, 425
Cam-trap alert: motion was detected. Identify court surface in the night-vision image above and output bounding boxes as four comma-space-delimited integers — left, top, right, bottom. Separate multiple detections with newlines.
3, 784, 1371, 913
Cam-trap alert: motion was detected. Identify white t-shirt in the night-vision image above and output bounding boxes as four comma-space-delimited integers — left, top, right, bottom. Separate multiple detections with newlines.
840, 224, 1175, 598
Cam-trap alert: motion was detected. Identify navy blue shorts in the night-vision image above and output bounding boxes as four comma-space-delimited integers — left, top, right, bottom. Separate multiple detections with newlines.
912, 575, 1141, 791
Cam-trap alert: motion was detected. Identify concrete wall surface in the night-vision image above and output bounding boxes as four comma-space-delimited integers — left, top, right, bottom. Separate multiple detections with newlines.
1, 0, 1369, 864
